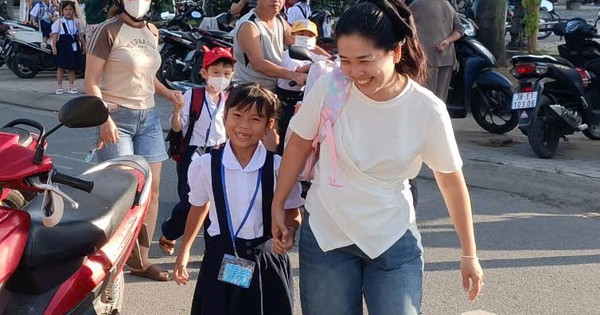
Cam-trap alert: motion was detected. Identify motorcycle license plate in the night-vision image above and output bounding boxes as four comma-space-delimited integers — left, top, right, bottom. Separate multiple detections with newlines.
511, 92, 538, 110
184, 50, 195, 62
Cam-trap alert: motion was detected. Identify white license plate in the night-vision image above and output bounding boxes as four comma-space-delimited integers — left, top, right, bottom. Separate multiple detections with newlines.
511, 92, 538, 110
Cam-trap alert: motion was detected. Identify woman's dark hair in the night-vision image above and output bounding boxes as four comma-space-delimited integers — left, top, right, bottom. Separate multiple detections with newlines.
335, 0, 427, 84
225, 83, 280, 122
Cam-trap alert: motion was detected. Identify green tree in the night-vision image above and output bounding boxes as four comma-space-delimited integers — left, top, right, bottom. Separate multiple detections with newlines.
522, 0, 541, 53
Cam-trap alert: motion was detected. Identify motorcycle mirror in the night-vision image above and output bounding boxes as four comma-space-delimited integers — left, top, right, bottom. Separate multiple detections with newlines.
191, 11, 202, 19
58, 96, 109, 128
288, 46, 313, 62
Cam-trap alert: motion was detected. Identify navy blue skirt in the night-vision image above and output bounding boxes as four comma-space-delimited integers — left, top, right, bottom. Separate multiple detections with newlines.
53, 33, 81, 70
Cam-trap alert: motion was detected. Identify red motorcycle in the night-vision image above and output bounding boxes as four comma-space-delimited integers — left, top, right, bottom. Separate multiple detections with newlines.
0, 96, 152, 314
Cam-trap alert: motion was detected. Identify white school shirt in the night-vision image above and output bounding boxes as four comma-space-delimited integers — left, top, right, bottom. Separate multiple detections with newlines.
176, 89, 227, 148
288, 75, 463, 258
287, 3, 311, 25
50, 18, 82, 36
188, 141, 304, 239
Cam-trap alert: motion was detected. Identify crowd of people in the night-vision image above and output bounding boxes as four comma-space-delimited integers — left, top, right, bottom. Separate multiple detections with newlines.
15, 0, 485, 313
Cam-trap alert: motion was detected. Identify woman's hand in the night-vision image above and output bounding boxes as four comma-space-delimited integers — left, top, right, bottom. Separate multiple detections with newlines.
99, 116, 119, 144
173, 251, 190, 285
461, 257, 484, 302
273, 226, 296, 254
271, 205, 289, 254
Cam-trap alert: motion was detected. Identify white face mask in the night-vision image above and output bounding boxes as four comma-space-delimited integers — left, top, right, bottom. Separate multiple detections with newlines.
294, 36, 317, 50
123, 0, 151, 20
207, 76, 230, 93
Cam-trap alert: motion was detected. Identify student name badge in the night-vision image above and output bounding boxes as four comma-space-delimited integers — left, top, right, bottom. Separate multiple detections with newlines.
217, 254, 255, 288
72, 42, 78, 52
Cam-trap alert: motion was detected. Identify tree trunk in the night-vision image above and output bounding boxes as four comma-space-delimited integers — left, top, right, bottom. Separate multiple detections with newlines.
475, 0, 508, 66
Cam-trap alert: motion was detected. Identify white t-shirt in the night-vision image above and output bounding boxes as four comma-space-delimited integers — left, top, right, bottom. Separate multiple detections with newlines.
188, 141, 304, 239
175, 89, 227, 148
288, 74, 463, 258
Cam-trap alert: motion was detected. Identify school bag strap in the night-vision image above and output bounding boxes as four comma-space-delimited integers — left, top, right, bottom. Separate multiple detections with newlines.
210, 149, 230, 237
260, 151, 274, 238
300, 63, 352, 186
166, 87, 205, 162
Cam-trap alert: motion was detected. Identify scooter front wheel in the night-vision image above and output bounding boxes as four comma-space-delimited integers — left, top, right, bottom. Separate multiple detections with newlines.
471, 86, 518, 134
10, 57, 39, 79
94, 271, 125, 315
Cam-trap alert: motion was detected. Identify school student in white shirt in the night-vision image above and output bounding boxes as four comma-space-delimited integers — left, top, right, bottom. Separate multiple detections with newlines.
272, 0, 484, 314
173, 83, 304, 314
286, 0, 311, 25
159, 47, 234, 256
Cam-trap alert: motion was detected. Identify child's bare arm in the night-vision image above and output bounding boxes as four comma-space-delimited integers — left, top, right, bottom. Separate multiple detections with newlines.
173, 203, 209, 285
170, 109, 183, 132
50, 33, 57, 54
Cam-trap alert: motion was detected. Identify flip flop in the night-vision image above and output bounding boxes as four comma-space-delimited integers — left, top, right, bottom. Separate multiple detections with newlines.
159, 235, 176, 256
130, 264, 172, 282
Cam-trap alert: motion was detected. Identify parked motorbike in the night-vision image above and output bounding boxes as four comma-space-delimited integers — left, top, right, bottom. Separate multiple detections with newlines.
160, 1, 205, 32
509, 16, 600, 159
2, 20, 56, 78
157, 22, 233, 89
446, 15, 518, 134
0, 96, 152, 314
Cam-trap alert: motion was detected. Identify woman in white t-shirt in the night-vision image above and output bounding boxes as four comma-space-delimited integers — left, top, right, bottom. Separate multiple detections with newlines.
271, 0, 484, 314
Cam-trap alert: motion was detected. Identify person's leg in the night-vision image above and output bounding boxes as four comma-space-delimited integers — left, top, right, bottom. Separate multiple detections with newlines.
363, 225, 424, 315
436, 66, 453, 103
299, 216, 363, 315
129, 108, 170, 280
161, 145, 196, 242
56, 68, 64, 94
67, 69, 76, 87
424, 66, 439, 96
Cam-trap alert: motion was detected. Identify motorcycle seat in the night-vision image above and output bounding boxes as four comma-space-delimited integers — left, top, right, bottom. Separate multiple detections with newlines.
512, 55, 574, 68
0, 127, 33, 147
21, 167, 139, 269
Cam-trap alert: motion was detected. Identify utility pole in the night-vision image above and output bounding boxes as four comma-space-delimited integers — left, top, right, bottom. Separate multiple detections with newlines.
474, 0, 508, 66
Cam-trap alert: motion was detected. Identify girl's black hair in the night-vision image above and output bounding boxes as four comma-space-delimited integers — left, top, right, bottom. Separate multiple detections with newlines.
225, 83, 280, 122
61, 0, 76, 11
335, 0, 427, 84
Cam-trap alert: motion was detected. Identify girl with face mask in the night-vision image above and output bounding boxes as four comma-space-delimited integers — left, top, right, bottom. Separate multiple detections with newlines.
84, 0, 185, 282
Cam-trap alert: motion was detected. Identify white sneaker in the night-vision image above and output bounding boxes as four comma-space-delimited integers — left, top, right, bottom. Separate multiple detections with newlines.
67, 84, 78, 94
55, 85, 64, 95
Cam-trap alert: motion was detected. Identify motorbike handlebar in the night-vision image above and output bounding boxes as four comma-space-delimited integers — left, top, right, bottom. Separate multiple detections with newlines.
3, 119, 45, 136
51, 171, 94, 193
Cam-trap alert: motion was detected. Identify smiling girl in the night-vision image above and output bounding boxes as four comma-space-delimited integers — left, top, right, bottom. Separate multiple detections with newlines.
173, 83, 303, 315
271, 0, 484, 313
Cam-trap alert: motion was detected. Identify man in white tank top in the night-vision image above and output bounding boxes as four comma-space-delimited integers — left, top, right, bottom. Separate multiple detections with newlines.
232, 0, 307, 90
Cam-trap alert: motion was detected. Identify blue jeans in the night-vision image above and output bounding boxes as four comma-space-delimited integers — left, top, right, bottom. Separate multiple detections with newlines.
299, 213, 424, 315
96, 106, 168, 163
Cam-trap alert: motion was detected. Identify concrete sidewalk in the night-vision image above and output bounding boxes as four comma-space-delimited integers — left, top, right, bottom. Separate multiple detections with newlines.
1, 66, 599, 212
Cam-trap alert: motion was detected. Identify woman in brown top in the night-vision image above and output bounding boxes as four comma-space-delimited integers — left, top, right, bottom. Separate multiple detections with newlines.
84, 0, 184, 281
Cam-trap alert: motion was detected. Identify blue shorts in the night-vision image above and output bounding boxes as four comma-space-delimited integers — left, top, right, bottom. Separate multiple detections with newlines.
96, 106, 168, 163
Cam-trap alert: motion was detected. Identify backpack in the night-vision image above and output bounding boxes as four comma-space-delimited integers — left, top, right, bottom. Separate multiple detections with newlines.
166, 88, 205, 162
294, 60, 352, 186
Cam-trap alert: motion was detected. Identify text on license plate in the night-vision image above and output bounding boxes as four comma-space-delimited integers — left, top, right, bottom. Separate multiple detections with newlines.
511, 92, 538, 110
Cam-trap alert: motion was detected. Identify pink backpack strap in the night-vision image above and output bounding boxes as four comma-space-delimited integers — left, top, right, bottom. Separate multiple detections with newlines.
318, 65, 351, 186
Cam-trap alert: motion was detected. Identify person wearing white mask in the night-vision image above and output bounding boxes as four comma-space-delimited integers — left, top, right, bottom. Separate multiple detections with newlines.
276, 19, 329, 152
159, 46, 236, 257
84, 0, 185, 281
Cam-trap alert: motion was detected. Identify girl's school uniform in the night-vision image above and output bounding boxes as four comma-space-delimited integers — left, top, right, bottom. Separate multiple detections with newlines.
187, 141, 304, 315
51, 17, 82, 70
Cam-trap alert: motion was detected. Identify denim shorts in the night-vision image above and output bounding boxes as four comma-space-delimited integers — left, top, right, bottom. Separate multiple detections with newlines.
299, 212, 424, 315
96, 106, 168, 163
